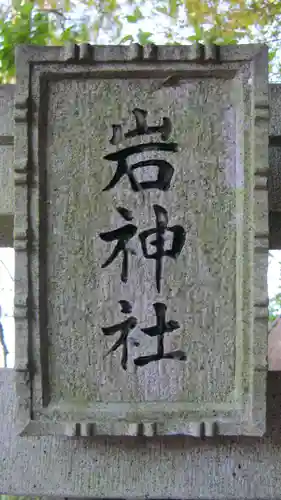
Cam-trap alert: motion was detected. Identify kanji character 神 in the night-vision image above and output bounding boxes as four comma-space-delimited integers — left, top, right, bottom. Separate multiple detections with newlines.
139, 204, 186, 293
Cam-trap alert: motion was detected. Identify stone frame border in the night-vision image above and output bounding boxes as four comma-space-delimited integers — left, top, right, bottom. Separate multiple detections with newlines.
14, 43, 269, 437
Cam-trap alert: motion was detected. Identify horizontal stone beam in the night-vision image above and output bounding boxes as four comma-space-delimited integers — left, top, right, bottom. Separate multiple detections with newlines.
0, 366, 281, 496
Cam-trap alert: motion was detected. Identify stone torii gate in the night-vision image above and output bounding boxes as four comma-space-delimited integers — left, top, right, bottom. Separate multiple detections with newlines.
1, 42, 281, 498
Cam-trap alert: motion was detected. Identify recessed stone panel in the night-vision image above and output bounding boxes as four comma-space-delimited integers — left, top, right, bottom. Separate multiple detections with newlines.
14, 44, 269, 436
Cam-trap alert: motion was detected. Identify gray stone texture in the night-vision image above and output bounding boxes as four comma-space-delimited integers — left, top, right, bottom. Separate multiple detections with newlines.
0, 42, 277, 497
1, 367, 281, 497
0, 57, 276, 250
0, 84, 14, 247
0, 213, 13, 247
269, 84, 281, 213
269, 212, 281, 249
13, 44, 268, 437
269, 317, 281, 370
0, 58, 280, 249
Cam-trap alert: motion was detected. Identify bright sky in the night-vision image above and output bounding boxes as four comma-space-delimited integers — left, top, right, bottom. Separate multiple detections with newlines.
0, 248, 14, 368
269, 251, 281, 299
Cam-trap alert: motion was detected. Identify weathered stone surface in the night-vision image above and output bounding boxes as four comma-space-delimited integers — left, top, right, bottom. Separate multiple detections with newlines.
2, 367, 281, 497
47, 81, 239, 415
269, 85, 281, 214
268, 317, 281, 370
0, 214, 13, 247
269, 84, 281, 137
2, 79, 281, 250
0, 85, 14, 246
269, 83, 281, 218
269, 212, 281, 249
14, 44, 269, 436
1, 72, 281, 251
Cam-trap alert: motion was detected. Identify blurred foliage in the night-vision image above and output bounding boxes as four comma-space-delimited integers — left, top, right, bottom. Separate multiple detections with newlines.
0, 0, 91, 82
269, 292, 281, 323
269, 253, 281, 323
0, 0, 281, 82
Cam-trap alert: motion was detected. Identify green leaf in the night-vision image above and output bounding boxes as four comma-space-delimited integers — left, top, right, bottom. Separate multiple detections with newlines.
12, 0, 22, 10
126, 15, 137, 22
64, 0, 71, 12
155, 5, 168, 15
119, 33, 134, 43
187, 34, 200, 41
269, 47, 278, 61
133, 6, 143, 20
137, 30, 152, 45
168, 0, 177, 17
126, 6, 143, 23
79, 22, 90, 42
19, 2, 33, 19
60, 25, 75, 41
194, 23, 203, 39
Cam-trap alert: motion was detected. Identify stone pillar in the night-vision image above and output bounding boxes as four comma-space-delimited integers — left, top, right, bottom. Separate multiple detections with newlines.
0, 43, 279, 499
0, 85, 14, 247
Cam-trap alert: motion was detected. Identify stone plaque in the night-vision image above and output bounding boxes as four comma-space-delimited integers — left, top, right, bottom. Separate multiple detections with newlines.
14, 44, 269, 437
